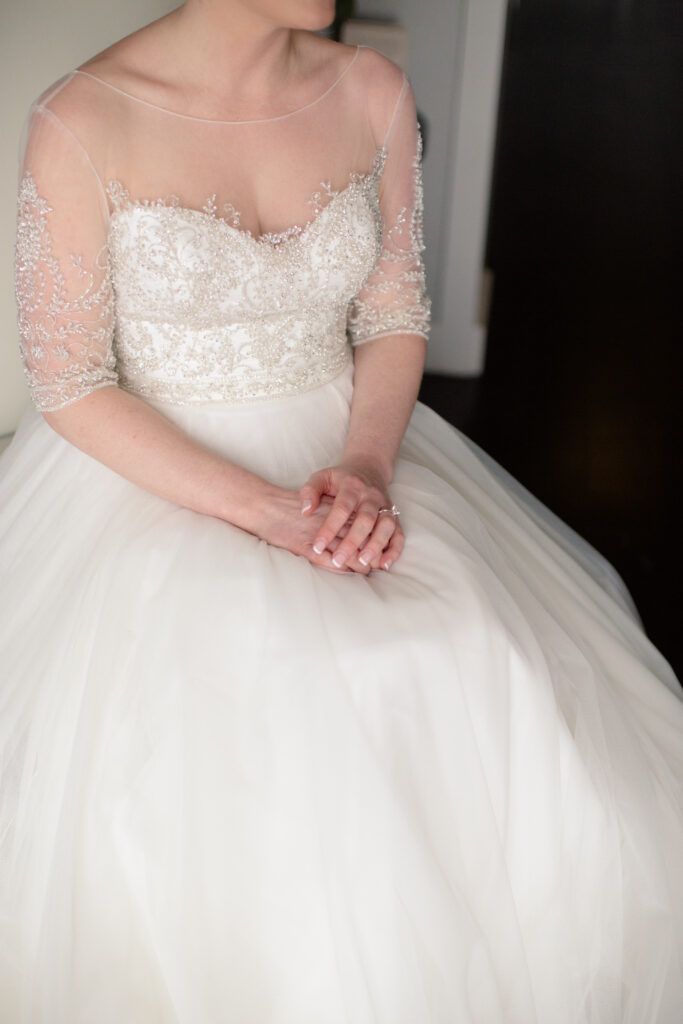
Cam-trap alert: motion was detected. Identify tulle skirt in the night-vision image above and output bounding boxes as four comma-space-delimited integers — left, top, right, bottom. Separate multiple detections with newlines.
1, 363, 682, 1023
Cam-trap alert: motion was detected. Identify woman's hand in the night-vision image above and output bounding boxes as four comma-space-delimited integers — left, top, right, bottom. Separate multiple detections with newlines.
298, 462, 405, 572
254, 486, 373, 575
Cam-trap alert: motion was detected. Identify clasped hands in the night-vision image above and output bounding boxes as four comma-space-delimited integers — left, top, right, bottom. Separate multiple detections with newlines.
258, 462, 404, 575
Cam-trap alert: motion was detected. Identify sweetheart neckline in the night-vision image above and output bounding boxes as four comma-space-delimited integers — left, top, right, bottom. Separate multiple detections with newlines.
106, 147, 386, 249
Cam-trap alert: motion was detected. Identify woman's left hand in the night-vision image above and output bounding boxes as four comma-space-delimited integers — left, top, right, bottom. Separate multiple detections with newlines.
299, 463, 404, 571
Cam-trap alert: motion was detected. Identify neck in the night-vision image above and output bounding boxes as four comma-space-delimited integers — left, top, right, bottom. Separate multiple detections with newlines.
168, 1, 299, 105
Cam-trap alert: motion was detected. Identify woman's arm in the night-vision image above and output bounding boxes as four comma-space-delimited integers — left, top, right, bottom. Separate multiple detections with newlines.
299, 62, 431, 572
44, 385, 373, 574
299, 333, 426, 569
44, 385, 276, 531
17, 102, 370, 574
341, 333, 426, 485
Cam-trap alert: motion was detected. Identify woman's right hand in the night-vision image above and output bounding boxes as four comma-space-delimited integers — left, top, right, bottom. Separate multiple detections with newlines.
253, 486, 372, 575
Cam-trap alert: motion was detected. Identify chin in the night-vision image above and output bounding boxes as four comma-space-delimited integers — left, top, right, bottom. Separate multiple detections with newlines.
279, 1, 336, 31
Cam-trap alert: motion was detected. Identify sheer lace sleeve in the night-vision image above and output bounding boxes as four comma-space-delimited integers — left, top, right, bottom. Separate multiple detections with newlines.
15, 102, 117, 412
347, 75, 430, 347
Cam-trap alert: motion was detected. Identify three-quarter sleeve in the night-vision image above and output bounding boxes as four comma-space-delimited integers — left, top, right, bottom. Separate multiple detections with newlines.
347, 75, 431, 347
15, 104, 117, 412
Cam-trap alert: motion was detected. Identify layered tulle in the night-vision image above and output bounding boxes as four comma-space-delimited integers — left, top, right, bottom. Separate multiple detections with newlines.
1, 364, 682, 1023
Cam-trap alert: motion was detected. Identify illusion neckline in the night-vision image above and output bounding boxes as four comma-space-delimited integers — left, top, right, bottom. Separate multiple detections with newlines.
105, 146, 386, 248
74, 45, 361, 127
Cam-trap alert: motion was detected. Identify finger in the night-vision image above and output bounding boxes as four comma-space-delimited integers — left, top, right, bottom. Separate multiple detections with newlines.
302, 526, 371, 576
332, 542, 371, 575
311, 488, 363, 555
379, 525, 405, 570
306, 539, 349, 573
299, 472, 328, 515
325, 533, 352, 554
302, 520, 352, 569
309, 543, 369, 576
365, 523, 405, 572
357, 513, 399, 567
329, 501, 386, 568
343, 555, 372, 576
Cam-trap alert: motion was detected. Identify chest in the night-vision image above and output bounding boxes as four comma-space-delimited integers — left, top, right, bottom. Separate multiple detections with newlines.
106, 169, 383, 322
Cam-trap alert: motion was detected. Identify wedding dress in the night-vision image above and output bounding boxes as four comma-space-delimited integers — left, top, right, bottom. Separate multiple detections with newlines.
1, 44, 682, 1024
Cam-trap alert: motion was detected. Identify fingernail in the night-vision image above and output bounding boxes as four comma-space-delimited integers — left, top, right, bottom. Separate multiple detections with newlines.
302, 501, 312, 513
332, 553, 346, 567
313, 540, 325, 554
358, 553, 369, 566
383, 558, 393, 570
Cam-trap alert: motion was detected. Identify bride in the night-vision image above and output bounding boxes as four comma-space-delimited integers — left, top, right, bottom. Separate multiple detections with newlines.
1, 1, 682, 1021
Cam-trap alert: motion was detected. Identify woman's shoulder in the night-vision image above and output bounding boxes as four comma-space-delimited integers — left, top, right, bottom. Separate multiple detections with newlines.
74, 17, 187, 111
23, 11, 174, 161
22, 58, 131, 180
300, 35, 408, 144
80, 30, 405, 116
320, 37, 406, 101
347, 45, 411, 145
353, 42, 406, 91
23, 29, 410, 154
299, 34, 405, 108
24, 70, 113, 160
26, 9, 165, 115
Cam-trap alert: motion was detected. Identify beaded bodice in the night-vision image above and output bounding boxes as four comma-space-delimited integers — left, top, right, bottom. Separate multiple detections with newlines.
14, 46, 431, 412
104, 156, 384, 405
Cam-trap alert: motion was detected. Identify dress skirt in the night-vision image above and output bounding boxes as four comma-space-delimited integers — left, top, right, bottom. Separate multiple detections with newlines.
1, 362, 681, 1023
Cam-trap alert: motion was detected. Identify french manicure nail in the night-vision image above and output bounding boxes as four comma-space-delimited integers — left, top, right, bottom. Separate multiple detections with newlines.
313, 541, 325, 554
358, 553, 369, 566
332, 554, 346, 567
302, 501, 312, 513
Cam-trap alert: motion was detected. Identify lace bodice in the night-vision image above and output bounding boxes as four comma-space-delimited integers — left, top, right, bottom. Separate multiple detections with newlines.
14, 44, 430, 410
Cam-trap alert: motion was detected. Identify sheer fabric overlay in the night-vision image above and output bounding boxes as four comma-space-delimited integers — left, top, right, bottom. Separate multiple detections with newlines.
14, 46, 430, 411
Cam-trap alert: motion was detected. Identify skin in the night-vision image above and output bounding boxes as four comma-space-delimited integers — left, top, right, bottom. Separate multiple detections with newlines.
48, 0, 426, 574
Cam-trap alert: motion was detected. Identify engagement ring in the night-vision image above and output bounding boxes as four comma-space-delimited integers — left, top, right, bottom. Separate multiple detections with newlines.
377, 504, 401, 519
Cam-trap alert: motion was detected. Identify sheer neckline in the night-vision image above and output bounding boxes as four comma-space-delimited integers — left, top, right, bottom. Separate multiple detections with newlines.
105, 145, 386, 247
74, 46, 361, 126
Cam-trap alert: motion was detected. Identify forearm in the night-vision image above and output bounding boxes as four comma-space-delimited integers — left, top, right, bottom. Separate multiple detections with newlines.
43, 385, 277, 532
342, 334, 427, 482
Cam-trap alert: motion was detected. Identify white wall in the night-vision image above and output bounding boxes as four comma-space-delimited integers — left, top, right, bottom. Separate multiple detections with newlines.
0, 0, 178, 435
356, 0, 508, 375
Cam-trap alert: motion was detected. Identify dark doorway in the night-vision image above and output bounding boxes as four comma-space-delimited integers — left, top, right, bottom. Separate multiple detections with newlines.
419, 0, 683, 678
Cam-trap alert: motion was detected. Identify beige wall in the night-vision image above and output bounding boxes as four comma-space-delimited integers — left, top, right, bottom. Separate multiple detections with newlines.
0, 0, 178, 435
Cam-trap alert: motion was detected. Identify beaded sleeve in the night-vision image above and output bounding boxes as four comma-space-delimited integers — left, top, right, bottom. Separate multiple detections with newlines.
14, 106, 118, 412
347, 77, 431, 346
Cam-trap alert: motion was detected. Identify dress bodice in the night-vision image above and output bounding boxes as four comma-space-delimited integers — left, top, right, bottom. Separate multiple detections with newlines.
105, 155, 384, 406
14, 46, 431, 412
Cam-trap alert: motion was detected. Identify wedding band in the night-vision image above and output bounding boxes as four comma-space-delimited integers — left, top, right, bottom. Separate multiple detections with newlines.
377, 504, 401, 519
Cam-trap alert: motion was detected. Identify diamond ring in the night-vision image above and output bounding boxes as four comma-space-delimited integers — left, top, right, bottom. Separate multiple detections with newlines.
377, 504, 401, 519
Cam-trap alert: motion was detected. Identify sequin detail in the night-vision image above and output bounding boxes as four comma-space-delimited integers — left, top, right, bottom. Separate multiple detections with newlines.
15, 132, 431, 411
14, 173, 117, 411
105, 148, 387, 245
105, 158, 386, 406
347, 130, 431, 344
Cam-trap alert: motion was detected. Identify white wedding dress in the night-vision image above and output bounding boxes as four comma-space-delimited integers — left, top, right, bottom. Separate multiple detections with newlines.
1, 45, 682, 1024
